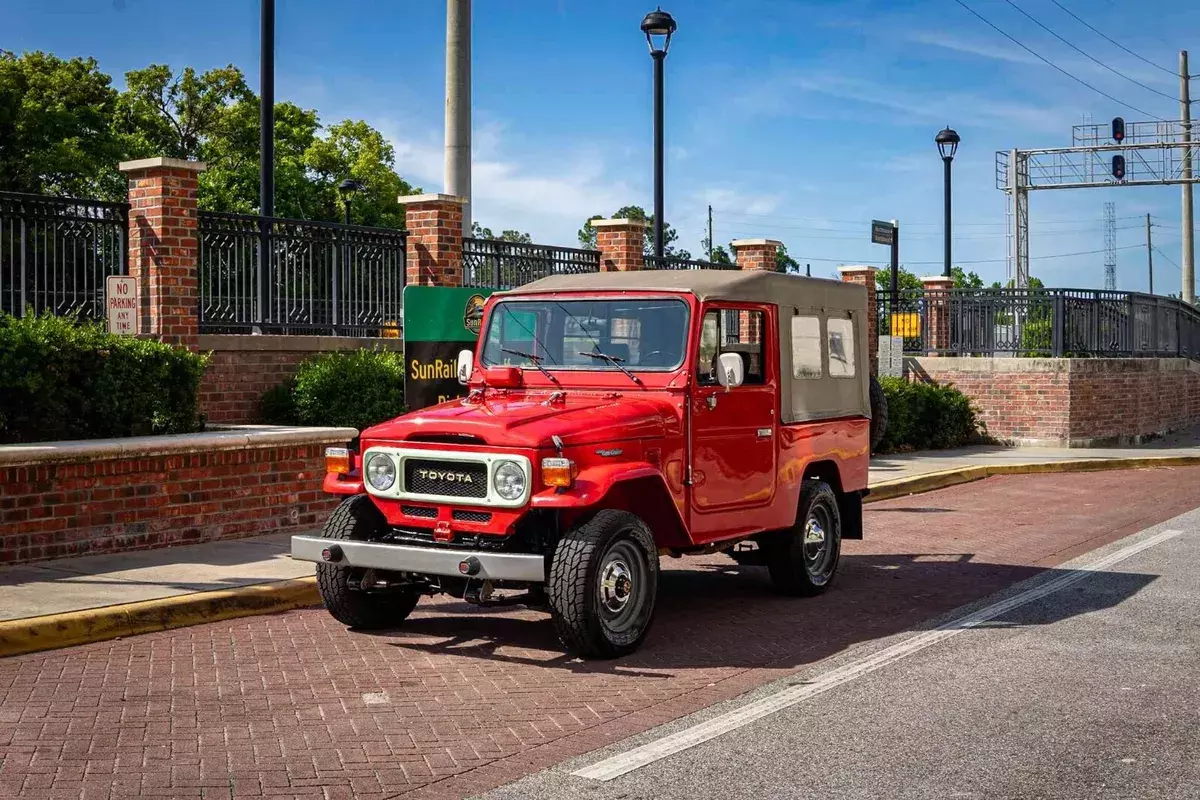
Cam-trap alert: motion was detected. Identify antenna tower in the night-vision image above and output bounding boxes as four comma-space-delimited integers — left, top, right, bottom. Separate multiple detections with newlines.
1104, 202, 1117, 290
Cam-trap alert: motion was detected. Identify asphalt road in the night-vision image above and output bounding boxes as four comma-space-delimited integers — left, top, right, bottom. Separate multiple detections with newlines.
485, 508, 1200, 800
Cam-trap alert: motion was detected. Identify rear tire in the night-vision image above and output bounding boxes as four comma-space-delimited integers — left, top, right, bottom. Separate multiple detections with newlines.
869, 375, 888, 453
316, 495, 420, 629
765, 480, 842, 596
548, 510, 659, 659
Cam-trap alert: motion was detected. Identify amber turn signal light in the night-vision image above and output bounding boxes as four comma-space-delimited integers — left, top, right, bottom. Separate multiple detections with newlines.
325, 447, 351, 475
541, 457, 577, 488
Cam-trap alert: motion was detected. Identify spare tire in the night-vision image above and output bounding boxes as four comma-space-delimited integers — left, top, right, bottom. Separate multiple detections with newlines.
869, 375, 888, 452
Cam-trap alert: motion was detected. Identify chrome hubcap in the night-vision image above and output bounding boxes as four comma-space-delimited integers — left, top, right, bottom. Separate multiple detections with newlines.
600, 559, 634, 613
803, 515, 828, 570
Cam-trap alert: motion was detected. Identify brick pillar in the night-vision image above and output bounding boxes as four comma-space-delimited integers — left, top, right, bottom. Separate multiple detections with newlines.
731, 238, 781, 272
922, 275, 955, 354
839, 265, 879, 374
593, 218, 650, 271
397, 193, 467, 286
119, 157, 206, 349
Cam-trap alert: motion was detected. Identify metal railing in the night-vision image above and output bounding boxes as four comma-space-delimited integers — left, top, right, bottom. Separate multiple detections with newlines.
645, 255, 740, 270
198, 211, 407, 336
462, 238, 600, 290
1, 191, 129, 320
877, 288, 1200, 360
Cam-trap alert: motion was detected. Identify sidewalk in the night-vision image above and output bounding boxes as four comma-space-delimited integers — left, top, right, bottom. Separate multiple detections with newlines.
3, 431, 1200, 627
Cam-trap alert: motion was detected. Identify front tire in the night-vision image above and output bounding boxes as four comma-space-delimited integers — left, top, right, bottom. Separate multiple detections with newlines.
765, 480, 842, 596
316, 495, 420, 629
548, 510, 659, 659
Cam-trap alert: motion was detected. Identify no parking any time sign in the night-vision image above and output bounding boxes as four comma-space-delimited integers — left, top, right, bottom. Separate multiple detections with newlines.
106, 276, 138, 335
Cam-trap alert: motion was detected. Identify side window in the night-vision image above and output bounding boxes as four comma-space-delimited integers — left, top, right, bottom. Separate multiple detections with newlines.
827, 315, 856, 378
791, 315, 823, 379
697, 308, 766, 385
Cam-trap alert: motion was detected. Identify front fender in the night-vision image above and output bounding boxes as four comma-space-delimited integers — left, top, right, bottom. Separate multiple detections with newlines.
530, 462, 663, 508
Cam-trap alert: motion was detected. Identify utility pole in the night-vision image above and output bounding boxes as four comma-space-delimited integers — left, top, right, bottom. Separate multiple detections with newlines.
707, 204, 713, 261
1146, 213, 1154, 295
1182, 50, 1194, 304
1104, 202, 1116, 290
258, 0, 274, 329
445, 0, 472, 236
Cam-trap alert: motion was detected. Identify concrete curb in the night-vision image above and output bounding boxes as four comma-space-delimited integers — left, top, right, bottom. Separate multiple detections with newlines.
0, 577, 319, 658
865, 454, 1200, 503
5, 453, 1200, 659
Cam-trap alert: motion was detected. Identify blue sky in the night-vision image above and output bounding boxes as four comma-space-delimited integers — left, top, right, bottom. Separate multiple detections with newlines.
4, 0, 1200, 291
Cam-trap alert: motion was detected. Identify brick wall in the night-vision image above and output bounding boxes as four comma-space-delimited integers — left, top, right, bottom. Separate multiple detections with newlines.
911, 356, 1200, 446
0, 429, 354, 564
198, 335, 404, 425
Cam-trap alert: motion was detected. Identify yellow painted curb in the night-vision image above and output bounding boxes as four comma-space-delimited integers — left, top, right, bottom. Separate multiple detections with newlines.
0, 576, 319, 658
865, 454, 1200, 503
3, 454, 1199, 658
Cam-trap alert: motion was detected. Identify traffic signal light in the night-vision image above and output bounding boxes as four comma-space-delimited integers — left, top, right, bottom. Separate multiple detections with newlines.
1112, 154, 1126, 180
1112, 117, 1125, 143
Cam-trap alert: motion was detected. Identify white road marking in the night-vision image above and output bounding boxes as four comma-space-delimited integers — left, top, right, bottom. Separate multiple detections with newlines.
572, 528, 1183, 782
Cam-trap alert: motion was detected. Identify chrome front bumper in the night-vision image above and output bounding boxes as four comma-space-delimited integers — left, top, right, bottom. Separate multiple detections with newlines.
290, 535, 546, 583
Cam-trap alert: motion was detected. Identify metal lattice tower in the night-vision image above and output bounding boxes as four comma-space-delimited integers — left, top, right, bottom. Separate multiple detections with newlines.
1104, 202, 1117, 290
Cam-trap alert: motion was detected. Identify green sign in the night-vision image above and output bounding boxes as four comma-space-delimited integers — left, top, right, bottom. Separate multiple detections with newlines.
403, 286, 493, 409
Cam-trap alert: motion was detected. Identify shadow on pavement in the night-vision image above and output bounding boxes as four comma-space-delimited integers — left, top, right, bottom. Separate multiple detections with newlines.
371, 551, 1158, 675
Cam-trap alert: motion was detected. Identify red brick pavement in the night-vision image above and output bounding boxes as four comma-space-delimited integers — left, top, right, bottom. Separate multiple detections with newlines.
2, 467, 1199, 800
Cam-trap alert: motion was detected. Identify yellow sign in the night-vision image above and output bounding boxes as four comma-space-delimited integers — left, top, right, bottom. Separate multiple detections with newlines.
890, 313, 921, 337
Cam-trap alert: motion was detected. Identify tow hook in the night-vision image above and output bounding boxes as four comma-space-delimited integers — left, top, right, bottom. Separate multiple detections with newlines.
464, 579, 495, 604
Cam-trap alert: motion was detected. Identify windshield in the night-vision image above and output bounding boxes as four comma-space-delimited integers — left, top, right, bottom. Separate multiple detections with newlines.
481, 298, 690, 372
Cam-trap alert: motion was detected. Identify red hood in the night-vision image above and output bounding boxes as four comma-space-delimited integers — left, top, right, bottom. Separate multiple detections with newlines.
362, 390, 679, 449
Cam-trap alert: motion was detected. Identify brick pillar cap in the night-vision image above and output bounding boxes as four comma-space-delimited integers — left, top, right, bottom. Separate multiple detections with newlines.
837, 265, 879, 275
590, 217, 652, 229
730, 238, 782, 248
119, 156, 206, 173
396, 193, 468, 205
921, 275, 956, 285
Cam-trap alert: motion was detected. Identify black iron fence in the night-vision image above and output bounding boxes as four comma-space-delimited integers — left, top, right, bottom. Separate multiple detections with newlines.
878, 288, 1200, 360
462, 238, 600, 290
0, 191, 129, 320
198, 211, 406, 336
644, 255, 740, 271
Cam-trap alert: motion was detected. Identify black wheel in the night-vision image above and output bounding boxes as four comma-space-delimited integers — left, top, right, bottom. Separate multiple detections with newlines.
869, 375, 888, 453
316, 495, 420, 629
548, 509, 659, 659
765, 480, 842, 596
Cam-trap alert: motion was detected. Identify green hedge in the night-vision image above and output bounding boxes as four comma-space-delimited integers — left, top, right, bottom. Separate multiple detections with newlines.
0, 313, 209, 444
260, 348, 406, 431
877, 377, 985, 454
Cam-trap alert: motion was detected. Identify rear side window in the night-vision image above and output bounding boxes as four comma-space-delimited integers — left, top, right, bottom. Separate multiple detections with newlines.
791, 316, 822, 379
827, 316, 856, 378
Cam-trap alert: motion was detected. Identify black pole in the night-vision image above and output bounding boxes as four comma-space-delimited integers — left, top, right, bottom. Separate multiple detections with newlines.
943, 156, 952, 278
259, 0, 275, 327
652, 50, 665, 261
890, 223, 899, 309
343, 199, 351, 226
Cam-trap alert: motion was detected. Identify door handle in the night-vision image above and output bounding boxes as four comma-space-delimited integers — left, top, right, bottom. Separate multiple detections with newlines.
706, 394, 718, 410
757, 428, 772, 439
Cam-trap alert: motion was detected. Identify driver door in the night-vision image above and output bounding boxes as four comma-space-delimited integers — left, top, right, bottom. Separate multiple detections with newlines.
689, 305, 777, 542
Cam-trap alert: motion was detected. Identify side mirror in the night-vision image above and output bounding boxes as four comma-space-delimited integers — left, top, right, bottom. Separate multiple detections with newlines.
457, 349, 474, 385
716, 352, 744, 390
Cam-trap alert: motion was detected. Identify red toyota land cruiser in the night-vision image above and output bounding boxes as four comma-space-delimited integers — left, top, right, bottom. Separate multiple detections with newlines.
292, 270, 883, 658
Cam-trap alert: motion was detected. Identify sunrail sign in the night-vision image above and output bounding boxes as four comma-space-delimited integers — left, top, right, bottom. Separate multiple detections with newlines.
402, 286, 493, 410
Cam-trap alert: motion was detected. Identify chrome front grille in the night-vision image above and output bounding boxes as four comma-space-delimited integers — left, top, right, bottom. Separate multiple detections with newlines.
403, 459, 488, 499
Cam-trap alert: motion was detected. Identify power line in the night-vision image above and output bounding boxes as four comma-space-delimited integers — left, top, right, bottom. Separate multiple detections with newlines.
953, 0, 1166, 120
714, 208, 1147, 227
1002, 0, 1176, 102
789, 244, 1143, 266
1047, 0, 1176, 77
1154, 246, 1182, 271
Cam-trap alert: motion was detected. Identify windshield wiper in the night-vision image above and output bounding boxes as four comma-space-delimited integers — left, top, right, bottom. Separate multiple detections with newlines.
501, 348, 561, 385
578, 350, 642, 385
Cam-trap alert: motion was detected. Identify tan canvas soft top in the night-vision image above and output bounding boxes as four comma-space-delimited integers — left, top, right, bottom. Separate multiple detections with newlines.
503, 270, 871, 424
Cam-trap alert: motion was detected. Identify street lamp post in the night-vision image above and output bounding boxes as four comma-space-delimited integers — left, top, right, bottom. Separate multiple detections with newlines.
641, 8, 676, 261
334, 179, 363, 333
935, 127, 960, 279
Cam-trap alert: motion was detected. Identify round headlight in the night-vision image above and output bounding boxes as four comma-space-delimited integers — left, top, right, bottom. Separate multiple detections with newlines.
493, 460, 526, 501
365, 453, 396, 492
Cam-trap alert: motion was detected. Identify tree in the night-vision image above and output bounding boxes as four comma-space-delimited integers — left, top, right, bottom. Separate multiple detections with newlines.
708, 244, 734, 264
776, 244, 800, 274
470, 222, 533, 243
990, 276, 1045, 290
0, 51, 125, 198
951, 266, 984, 289
578, 205, 689, 258
114, 63, 250, 160
874, 265, 923, 293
